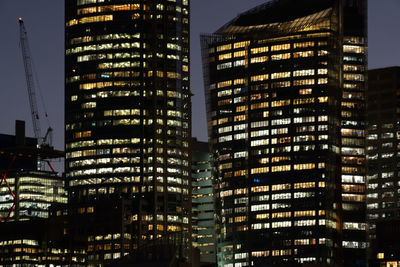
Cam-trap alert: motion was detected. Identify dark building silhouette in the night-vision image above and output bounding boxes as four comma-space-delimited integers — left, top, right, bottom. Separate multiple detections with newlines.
201, 0, 367, 266
367, 67, 400, 266
65, 0, 191, 265
0, 120, 37, 171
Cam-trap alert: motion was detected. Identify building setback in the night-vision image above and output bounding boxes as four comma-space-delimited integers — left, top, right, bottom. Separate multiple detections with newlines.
192, 138, 217, 266
65, 0, 191, 265
367, 67, 400, 266
201, 0, 367, 266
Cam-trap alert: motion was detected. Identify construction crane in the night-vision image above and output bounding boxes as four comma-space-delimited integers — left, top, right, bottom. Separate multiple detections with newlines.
18, 18, 53, 148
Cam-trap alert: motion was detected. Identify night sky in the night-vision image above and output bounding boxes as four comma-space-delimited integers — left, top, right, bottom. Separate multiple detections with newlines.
0, 0, 399, 151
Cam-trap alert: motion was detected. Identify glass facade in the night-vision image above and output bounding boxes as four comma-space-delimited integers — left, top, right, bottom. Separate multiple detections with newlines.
201, 0, 367, 266
0, 122, 70, 266
192, 138, 217, 265
367, 67, 400, 227
0, 171, 67, 221
0, 171, 68, 266
367, 67, 400, 266
65, 0, 191, 264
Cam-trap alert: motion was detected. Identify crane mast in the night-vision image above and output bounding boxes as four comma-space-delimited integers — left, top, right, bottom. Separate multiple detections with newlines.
18, 18, 52, 147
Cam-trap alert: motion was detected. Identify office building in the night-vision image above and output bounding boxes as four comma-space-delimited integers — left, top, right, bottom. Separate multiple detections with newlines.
65, 0, 191, 265
192, 138, 216, 266
0, 121, 70, 266
201, 0, 367, 266
367, 67, 400, 266
0, 218, 84, 267
0, 121, 66, 222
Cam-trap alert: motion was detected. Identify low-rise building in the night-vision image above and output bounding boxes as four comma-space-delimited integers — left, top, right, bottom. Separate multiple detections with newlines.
0, 121, 78, 266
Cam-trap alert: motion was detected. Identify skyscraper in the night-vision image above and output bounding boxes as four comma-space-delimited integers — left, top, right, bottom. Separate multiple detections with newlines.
65, 0, 191, 264
367, 67, 400, 266
201, 0, 367, 266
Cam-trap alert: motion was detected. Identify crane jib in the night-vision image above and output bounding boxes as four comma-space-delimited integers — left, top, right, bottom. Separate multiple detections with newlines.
18, 18, 53, 148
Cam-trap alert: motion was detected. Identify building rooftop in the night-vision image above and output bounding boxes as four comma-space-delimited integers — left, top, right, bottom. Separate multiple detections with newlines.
215, 0, 335, 35
192, 138, 209, 154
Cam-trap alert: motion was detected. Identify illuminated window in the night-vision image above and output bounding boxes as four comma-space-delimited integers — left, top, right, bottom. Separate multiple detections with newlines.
343, 222, 366, 230
251, 46, 268, 54
344, 74, 364, 81
299, 88, 312, 95
251, 186, 269, 192
251, 204, 270, 211
293, 42, 314, 48
234, 216, 247, 223
318, 50, 328, 56
250, 74, 268, 82
234, 115, 246, 122
234, 41, 250, 49
271, 165, 291, 172
271, 221, 291, 228
293, 79, 315, 86
251, 167, 269, 174
271, 100, 290, 107
218, 53, 232, 61
255, 213, 270, 220
294, 192, 315, 198
234, 78, 246, 85
251, 223, 270, 230
271, 118, 291, 126
271, 128, 288, 135
271, 53, 290, 61
271, 72, 290, 79
294, 182, 315, 189
293, 69, 315, 77
250, 56, 268, 64
344, 65, 364, 72
271, 184, 291, 191
318, 78, 328, 84
272, 212, 291, 218
293, 116, 315, 123
271, 193, 291, 200
78, 4, 140, 15
318, 96, 328, 103
217, 44, 232, 52
271, 44, 290, 51
250, 102, 268, 110
218, 134, 233, 143
234, 50, 246, 58
250, 130, 269, 138
218, 99, 232, 106
233, 59, 245, 67
342, 194, 365, 202
294, 210, 315, 217
76, 15, 113, 25
343, 45, 365, 54
294, 220, 316, 226
318, 68, 328, 75
293, 98, 314, 105
293, 51, 314, 58
217, 62, 232, 70
217, 80, 232, 88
